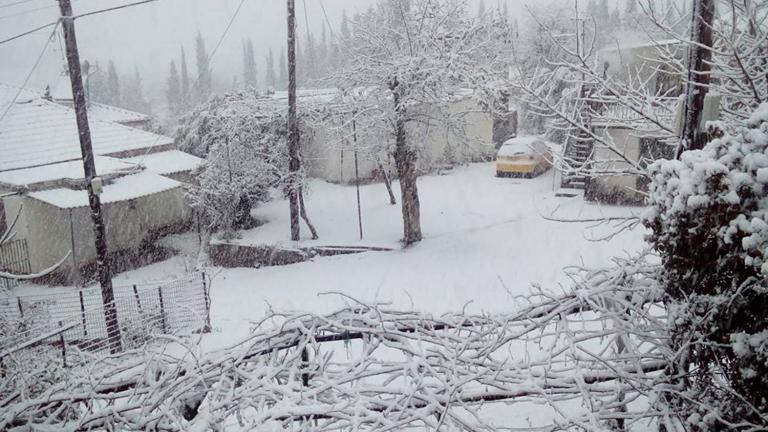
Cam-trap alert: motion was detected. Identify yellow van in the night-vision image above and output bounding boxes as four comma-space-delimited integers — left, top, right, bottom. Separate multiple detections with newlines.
495, 137, 552, 178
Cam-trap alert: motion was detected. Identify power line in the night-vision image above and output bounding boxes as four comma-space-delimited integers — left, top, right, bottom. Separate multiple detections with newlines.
72, 0, 157, 20
0, 20, 57, 46
0, 0, 43, 10
0, 0, 157, 46
208, 0, 246, 63
0, 21, 59, 124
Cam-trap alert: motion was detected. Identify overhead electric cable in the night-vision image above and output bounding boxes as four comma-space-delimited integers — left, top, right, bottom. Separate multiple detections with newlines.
0, 21, 59, 124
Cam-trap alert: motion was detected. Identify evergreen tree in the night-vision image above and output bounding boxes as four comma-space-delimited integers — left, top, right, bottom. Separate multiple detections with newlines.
167, 60, 182, 115
478, 0, 486, 18
242, 38, 258, 88
265, 48, 277, 89
123, 67, 150, 114
107, 60, 120, 106
278, 48, 288, 89
195, 31, 212, 103
339, 10, 352, 69
87, 61, 108, 104
317, 25, 328, 78
180, 46, 190, 108
305, 32, 317, 83
626, 0, 637, 14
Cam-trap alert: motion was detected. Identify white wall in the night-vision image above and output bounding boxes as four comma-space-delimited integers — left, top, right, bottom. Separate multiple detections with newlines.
590, 127, 645, 202
19, 187, 191, 279
305, 98, 496, 184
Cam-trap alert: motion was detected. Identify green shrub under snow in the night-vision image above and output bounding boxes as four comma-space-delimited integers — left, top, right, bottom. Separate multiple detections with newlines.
644, 103, 768, 431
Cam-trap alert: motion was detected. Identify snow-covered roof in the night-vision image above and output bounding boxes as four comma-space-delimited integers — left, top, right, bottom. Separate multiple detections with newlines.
124, 150, 202, 175
0, 97, 173, 172
601, 38, 683, 53
0, 156, 137, 187
0, 82, 40, 106
85, 102, 149, 125
271, 88, 340, 104
28, 172, 180, 209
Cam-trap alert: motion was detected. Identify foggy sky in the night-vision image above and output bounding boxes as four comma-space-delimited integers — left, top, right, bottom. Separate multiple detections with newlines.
0, 0, 527, 105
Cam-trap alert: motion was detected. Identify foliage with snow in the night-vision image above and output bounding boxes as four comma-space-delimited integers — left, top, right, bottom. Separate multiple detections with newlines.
644, 102, 768, 431
177, 92, 289, 237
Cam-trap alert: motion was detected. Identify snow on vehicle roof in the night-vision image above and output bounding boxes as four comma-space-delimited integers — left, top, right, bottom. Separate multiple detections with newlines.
29, 172, 180, 209
0, 98, 173, 172
124, 150, 203, 175
498, 136, 547, 156
0, 156, 137, 187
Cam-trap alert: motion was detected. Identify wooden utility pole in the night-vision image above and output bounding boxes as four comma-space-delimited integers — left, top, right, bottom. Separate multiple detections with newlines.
286, 0, 300, 241
679, 0, 715, 156
58, 0, 121, 353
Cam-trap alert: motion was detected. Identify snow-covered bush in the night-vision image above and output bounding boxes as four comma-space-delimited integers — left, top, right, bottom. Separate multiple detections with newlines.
644, 103, 768, 431
177, 92, 289, 237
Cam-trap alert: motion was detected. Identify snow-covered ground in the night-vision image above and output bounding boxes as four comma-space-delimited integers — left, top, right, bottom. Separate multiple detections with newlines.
72, 162, 648, 349
9, 162, 650, 430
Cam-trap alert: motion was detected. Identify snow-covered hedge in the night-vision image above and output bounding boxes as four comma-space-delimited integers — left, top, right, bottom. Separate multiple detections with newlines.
644, 103, 768, 431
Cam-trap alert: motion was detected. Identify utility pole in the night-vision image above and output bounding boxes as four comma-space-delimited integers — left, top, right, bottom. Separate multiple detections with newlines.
58, 0, 121, 353
286, 0, 300, 241
678, 0, 715, 156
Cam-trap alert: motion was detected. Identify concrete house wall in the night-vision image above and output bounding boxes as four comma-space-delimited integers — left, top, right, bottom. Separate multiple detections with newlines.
2, 187, 191, 281
587, 127, 645, 203
305, 98, 497, 184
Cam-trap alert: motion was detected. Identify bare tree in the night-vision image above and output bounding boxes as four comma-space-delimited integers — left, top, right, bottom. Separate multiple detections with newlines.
333, 0, 507, 244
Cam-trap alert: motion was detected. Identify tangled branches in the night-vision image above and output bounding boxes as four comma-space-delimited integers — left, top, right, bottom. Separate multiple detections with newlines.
1, 256, 671, 431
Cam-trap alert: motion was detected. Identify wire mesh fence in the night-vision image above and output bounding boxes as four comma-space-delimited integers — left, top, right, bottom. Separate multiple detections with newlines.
0, 238, 30, 290
0, 272, 210, 372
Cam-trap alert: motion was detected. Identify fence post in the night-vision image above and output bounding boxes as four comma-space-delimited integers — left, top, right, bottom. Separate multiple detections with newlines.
201, 272, 211, 333
16, 297, 23, 319
301, 347, 309, 388
79, 290, 87, 336
132, 285, 143, 315
59, 321, 67, 368
158, 286, 167, 333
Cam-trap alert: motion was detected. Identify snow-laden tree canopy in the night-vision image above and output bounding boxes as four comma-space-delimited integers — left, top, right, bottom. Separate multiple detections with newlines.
176, 91, 289, 236
644, 103, 768, 431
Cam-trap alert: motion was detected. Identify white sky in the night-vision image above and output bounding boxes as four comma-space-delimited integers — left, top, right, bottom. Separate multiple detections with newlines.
0, 0, 564, 101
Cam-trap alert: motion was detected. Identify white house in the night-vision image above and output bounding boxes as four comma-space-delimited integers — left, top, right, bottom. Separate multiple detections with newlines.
267, 88, 513, 184
0, 83, 201, 284
582, 40, 685, 203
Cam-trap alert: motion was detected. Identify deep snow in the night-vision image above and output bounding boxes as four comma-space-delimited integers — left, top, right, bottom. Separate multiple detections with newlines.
93, 162, 647, 348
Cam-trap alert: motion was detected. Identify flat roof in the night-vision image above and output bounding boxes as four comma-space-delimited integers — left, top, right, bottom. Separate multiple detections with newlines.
28, 172, 180, 209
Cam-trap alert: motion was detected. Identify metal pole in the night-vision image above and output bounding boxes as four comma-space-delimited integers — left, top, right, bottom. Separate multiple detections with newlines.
287, 0, 301, 241
58, 0, 121, 353
352, 119, 363, 240
201, 272, 211, 333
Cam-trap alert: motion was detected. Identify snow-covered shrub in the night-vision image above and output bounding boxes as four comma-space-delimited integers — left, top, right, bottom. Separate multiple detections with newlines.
644, 103, 768, 431
177, 92, 289, 237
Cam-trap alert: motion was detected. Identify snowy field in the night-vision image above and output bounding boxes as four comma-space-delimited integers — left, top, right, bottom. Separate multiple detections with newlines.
70, 162, 649, 349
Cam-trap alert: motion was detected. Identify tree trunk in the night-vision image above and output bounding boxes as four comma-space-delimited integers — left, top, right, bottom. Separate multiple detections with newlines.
377, 159, 397, 205
298, 187, 318, 240
678, 0, 715, 156
391, 88, 422, 245
286, 0, 301, 241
